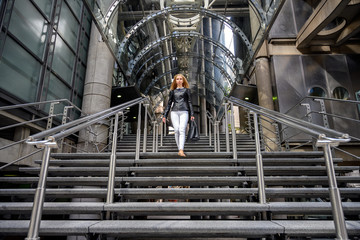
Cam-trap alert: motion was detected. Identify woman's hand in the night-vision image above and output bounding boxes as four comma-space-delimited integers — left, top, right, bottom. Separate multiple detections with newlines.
162, 117, 166, 123
190, 116, 195, 121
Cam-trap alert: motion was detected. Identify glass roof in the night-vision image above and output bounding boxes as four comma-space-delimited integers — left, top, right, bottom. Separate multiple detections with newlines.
83, 0, 283, 112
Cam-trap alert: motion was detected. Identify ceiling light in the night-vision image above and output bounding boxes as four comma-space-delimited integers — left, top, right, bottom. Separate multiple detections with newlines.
244, 97, 249, 101
117, 95, 122, 98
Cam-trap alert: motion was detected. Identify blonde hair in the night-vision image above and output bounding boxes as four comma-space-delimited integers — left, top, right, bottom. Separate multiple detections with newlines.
170, 74, 190, 90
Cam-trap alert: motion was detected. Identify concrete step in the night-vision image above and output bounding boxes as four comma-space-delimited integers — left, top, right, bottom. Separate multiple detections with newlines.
1, 188, 359, 199
37, 157, 343, 167
49, 151, 326, 160
0, 176, 357, 187
1, 176, 359, 187
0, 220, 359, 238
17, 166, 357, 177
1, 202, 360, 215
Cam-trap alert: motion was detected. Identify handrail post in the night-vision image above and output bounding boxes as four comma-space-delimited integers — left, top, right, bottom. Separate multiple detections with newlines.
143, 104, 149, 153
120, 111, 124, 139
152, 121, 156, 153
224, 103, 230, 152
26, 138, 57, 240
135, 103, 142, 160
160, 121, 163, 147
251, 111, 266, 204
216, 120, 221, 152
155, 122, 159, 153
106, 112, 120, 219
317, 139, 348, 239
213, 121, 217, 152
230, 103, 237, 159
46, 101, 59, 130
208, 118, 212, 147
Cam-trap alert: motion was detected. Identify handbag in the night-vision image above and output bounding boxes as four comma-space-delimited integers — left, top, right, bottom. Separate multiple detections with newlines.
186, 120, 200, 142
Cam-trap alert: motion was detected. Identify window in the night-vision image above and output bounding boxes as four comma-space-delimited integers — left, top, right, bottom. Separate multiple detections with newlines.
333, 87, 349, 100
309, 87, 326, 97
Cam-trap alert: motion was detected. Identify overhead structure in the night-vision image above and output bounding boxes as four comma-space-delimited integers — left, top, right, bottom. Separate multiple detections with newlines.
97, 0, 278, 113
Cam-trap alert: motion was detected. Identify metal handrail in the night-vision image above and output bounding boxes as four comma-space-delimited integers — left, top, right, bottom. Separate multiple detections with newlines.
284, 96, 360, 115
228, 96, 350, 239
0, 98, 83, 114
25, 97, 146, 240
27, 97, 143, 143
228, 97, 349, 142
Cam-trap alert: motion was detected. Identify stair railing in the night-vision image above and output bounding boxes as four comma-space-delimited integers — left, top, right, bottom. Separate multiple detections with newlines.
0, 99, 83, 170
228, 96, 350, 239
24, 97, 145, 240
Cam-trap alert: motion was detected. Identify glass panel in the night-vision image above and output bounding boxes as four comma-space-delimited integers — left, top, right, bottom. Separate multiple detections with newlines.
0, 37, 41, 102
9, 0, 47, 58
33, 0, 53, 19
74, 62, 85, 96
44, 73, 71, 117
79, 33, 89, 64
58, 3, 79, 51
83, 8, 92, 35
47, 73, 70, 101
52, 35, 75, 84
65, 0, 83, 20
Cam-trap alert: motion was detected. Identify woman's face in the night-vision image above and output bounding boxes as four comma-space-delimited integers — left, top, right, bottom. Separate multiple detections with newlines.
175, 76, 184, 87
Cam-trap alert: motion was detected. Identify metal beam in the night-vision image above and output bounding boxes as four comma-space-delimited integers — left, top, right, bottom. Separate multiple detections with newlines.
129, 32, 240, 78
296, 0, 350, 49
336, 14, 360, 46
119, 7, 253, 58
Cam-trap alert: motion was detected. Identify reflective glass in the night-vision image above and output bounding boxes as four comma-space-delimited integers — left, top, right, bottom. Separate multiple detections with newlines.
0, 37, 41, 102
33, 0, 53, 19
58, 3, 79, 51
9, 0, 47, 58
47, 73, 70, 101
83, 9, 92, 35
79, 33, 89, 64
65, 0, 83, 20
52, 35, 75, 85
74, 63, 86, 96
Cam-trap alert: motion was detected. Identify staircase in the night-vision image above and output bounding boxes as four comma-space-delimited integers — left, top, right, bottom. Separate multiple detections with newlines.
1, 133, 360, 239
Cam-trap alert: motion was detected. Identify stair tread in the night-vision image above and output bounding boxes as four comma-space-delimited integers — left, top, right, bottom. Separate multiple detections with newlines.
1, 202, 360, 214
0, 220, 359, 237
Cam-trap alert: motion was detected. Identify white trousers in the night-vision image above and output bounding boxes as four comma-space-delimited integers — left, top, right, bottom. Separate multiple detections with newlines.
171, 111, 188, 150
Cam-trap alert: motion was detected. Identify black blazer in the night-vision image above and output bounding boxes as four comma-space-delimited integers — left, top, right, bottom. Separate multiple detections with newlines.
163, 88, 194, 119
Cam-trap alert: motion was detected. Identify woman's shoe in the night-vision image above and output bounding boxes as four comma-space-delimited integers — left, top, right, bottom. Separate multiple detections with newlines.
178, 149, 186, 157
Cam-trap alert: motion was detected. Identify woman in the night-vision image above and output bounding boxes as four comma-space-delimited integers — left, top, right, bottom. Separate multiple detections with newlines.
162, 74, 195, 157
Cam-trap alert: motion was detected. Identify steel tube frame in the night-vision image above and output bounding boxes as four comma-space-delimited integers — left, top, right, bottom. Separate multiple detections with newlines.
317, 140, 349, 239
251, 111, 266, 204
106, 112, 120, 219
